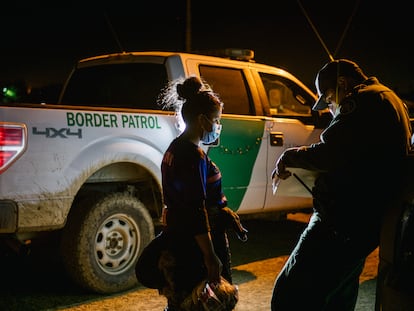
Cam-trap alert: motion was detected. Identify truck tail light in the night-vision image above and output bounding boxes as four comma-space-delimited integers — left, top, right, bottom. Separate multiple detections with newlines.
0, 123, 27, 174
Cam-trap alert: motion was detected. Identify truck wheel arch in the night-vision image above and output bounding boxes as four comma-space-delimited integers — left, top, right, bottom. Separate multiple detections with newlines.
65, 137, 165, 197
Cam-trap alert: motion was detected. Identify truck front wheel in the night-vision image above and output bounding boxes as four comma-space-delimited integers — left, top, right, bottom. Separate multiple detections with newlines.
60, 192, 154, 294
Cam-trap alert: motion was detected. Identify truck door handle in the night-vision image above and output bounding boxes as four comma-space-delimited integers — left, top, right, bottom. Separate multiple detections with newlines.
270, 132, 284, 146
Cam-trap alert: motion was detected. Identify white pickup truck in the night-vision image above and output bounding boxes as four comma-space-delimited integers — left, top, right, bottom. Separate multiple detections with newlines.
0, 49, 331, 294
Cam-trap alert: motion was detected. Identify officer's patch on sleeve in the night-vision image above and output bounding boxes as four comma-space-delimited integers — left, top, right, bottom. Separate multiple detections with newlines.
339, 99, 356, 115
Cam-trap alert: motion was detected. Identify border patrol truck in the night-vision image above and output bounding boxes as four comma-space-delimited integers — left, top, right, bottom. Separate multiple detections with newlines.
0, 49, 331, 294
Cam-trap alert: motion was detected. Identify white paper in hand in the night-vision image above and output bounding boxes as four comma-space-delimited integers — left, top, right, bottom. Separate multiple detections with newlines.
272, 176, 281, 195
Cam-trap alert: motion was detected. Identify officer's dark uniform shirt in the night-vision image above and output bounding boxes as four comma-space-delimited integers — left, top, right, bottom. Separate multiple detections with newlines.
161, 136, 210, 236
281, 77, 412, 236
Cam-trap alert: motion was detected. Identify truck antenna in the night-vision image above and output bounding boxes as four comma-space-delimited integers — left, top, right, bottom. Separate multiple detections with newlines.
297, 0, 361, 60
104, 13, 125, 53
333, 0, 360, 58
297, 0, 334, 61
185, 0, 192, 52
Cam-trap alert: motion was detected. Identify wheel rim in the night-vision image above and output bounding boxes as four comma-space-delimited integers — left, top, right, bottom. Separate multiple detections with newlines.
94, 213, 140, 275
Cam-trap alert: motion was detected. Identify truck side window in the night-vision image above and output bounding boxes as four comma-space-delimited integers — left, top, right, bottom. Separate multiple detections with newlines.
199, 65, 253, 115
259, 72, 311, 116
60, 63, 169, 110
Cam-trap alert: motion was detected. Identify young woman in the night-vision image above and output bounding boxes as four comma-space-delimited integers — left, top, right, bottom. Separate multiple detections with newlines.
159, 76, 232, 310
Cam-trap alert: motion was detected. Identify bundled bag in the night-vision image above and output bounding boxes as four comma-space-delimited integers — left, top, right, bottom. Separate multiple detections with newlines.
135, 231, 167, 289
181, 276, 239, 311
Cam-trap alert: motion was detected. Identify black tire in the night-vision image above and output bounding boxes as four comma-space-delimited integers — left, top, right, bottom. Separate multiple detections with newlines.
60, 192, 154, 294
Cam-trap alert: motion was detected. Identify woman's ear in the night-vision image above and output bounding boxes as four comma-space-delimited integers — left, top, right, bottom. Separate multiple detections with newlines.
197, 114, 204, 124
198, 114, 207, 130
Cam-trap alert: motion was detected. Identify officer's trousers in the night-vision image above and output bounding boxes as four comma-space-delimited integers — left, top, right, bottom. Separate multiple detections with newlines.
271, 211, 377, 311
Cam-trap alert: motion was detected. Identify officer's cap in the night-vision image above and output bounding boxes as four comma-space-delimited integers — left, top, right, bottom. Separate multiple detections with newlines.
313, 59, 364, 111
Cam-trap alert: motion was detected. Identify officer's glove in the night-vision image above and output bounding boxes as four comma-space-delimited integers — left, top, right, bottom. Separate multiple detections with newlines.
220, 207, 248, 242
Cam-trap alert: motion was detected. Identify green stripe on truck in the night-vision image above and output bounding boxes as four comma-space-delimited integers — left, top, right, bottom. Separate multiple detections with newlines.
207, 118, 265, 211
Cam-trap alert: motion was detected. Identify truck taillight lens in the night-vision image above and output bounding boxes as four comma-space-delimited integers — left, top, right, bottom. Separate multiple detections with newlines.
0, 123, 27, 174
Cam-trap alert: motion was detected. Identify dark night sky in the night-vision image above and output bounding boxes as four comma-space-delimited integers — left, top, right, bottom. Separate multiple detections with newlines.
1, 1, 413, 96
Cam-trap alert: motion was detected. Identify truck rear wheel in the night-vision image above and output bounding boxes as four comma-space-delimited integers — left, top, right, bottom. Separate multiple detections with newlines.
60, 192, 154, 294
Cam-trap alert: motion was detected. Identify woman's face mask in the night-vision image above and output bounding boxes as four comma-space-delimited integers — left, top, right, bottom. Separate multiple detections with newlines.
201, 115, 222, 144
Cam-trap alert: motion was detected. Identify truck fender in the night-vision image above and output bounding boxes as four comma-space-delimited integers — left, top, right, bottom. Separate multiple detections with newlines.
65, 137, 164, 193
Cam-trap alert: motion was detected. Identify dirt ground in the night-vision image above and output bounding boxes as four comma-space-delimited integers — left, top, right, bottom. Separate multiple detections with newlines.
59, 213, 379, 311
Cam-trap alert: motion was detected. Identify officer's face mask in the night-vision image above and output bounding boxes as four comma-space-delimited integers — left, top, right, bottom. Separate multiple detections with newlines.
324, 85, 342, 118
201, 115, 222, 144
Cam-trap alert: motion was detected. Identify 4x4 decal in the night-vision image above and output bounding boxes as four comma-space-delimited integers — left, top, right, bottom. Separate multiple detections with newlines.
32, 127, 82, 139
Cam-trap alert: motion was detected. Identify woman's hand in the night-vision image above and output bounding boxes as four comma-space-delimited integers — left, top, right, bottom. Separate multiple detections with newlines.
203, 252, 222, 284
195, 232, 222, 283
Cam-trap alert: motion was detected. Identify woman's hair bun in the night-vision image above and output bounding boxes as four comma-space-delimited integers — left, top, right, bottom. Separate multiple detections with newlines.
176, 76, 203, 100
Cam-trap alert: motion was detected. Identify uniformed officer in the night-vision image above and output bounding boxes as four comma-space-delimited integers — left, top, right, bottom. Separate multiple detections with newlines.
270, 59, 412, 310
